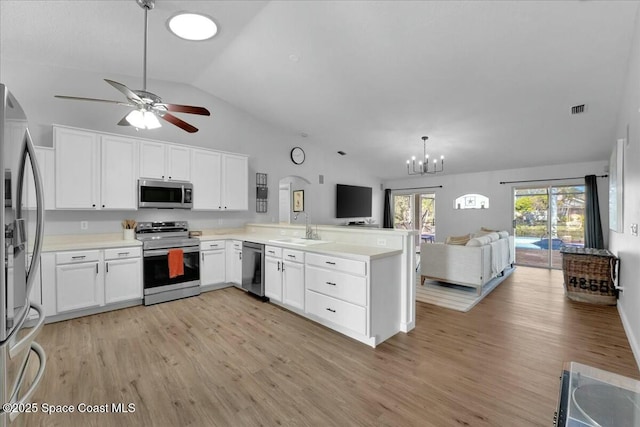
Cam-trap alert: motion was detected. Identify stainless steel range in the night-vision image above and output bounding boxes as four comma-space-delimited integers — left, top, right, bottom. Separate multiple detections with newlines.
136, 221, 200, 305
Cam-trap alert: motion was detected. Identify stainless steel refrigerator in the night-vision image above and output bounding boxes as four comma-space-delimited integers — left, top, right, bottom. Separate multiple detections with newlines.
0, 84, 46, 426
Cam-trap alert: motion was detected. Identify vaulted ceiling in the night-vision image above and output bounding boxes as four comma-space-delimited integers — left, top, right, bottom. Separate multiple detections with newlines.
1, 1, 637, 180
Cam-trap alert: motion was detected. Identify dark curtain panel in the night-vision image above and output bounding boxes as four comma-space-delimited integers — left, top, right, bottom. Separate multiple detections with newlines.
584, 174, 604, 249
383, 189, 393, 228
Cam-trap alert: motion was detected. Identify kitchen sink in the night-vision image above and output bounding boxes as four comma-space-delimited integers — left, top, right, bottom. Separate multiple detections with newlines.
268, 238, 331, 246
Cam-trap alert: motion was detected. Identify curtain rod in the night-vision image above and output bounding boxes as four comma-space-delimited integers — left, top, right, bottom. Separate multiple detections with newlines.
387, 185, 443, 191
499, 175, 607, 185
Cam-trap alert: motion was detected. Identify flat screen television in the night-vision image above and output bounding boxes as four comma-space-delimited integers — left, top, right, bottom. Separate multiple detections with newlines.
336, 184, 372, 218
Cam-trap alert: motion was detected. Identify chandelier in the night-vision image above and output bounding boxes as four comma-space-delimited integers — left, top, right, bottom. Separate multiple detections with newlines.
406, 136, 444, 175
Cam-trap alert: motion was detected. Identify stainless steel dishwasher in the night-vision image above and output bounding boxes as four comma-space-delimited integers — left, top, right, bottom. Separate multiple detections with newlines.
242, 241, 266, 299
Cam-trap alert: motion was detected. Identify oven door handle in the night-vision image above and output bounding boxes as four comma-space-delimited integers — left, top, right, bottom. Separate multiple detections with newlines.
143, 247, 200, 257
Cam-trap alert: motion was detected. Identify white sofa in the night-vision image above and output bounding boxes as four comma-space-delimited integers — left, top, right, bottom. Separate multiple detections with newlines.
420, 232, 515, 295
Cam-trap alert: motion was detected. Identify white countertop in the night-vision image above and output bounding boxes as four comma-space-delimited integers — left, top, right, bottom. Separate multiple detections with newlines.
41, 233, 142, 252
197, 232, 402, 260
40, 231, 401, 260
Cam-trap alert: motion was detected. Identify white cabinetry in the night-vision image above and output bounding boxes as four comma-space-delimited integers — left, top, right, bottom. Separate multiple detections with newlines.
222, 154, 248, 210
264, 246, 283, 302
282, 249, 305, 311
191, 149, 221, 210
104, 247, 142, 304
225, 240, 242, 286
25, 146, 55, 210
46, 246, 142, 318
191, 150, 248, 211
55, 250, 104, 313
139, 141, 190, 181
200, 241, 226, 287
54, 126, 138, 210
100, 135, 139, 209
54, 127, 100, 209
264, 246, 305, 310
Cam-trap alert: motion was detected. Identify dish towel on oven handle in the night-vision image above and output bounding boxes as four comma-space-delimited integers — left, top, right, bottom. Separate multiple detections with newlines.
168, 248, 185, 278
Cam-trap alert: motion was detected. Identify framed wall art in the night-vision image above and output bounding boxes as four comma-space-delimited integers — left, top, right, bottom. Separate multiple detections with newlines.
293, 190, 304, 212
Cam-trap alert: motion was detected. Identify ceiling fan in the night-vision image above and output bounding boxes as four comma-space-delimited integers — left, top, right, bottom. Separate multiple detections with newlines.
55, 0, 210, 133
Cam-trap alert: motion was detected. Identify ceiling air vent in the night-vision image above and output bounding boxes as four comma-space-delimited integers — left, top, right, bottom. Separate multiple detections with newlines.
571, 104, 586, 115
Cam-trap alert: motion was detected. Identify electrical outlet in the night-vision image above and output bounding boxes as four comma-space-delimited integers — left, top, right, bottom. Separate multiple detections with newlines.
631, 223, 638, 237
80, 221, 88, 230
377, 238, 387, 246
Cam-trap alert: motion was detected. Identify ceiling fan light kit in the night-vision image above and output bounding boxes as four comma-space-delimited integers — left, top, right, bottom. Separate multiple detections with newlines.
406, 136, 445, 175
54, 0, 211, 133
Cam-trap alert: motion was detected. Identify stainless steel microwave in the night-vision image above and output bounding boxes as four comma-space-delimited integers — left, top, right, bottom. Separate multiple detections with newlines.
138, 179, 193, 209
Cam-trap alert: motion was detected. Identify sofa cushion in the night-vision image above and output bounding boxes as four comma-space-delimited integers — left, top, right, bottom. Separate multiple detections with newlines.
466, 235, 492, 247
445, 234, 472, 245
498, 231, 509, 239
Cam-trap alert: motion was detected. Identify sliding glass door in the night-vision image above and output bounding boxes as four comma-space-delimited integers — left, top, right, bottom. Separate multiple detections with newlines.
513, 185, 585, 268
393, 192, 436, 246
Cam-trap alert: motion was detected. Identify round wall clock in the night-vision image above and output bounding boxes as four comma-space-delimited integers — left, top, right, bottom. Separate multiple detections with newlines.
290, 147, 305, 165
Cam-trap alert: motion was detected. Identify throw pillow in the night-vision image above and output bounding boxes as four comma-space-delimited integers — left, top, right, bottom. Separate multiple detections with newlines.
481, 227, 497, 232
466, 235, 492, 246
445, 234, 471, 245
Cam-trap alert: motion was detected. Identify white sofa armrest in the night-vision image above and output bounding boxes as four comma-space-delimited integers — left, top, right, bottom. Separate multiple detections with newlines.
420, 243, 492, 287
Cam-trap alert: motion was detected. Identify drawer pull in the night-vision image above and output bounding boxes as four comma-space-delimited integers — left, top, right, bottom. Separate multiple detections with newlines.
326, 281, 336, 286
118, 252, 129, 256
326, 308, 336, 313
71, 255, 86, 260
268, 250, 275, 255
325, 261, 336, 265
287, 254, 296, 258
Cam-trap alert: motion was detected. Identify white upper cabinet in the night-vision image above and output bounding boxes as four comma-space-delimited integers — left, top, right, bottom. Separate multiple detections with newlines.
139, 141, 190, 181
25, 146, 55, 210
222, 153, 248, 211
100, 135, 138, 210
191, 149, 222, 210
54, 127, 100, 209
54, 126, 138, 210
166, 145, 191, 181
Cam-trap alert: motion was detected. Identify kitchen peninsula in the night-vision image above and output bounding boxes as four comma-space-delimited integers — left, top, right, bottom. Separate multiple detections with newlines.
36, 223, 416, 348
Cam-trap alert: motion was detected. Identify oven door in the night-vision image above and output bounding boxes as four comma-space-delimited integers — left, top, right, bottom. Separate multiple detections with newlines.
142, 246, 200, 295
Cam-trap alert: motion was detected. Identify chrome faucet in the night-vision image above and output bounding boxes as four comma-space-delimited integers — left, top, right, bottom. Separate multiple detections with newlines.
294, 211, 314, 239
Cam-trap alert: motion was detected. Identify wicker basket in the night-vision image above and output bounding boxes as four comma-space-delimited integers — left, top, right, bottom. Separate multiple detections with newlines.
560, 247, 618, 305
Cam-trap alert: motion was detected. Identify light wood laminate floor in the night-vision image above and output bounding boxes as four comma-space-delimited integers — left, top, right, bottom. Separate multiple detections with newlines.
23, 267, 638, 426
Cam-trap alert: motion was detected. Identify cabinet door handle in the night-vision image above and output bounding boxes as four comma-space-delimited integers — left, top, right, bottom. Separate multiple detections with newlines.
239, 252, 242, 260
325, 261, 336, 265
326, 281, 336, 286
106, 262, 109, 273
281, 262, 285, 272
326, 308, 336, 313
277, 261, 280, 271
95, 263, 99, 274
71, 255, 86, 260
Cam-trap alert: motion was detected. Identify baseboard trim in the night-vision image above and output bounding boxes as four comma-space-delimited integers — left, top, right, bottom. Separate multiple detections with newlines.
618, 303, 640, 371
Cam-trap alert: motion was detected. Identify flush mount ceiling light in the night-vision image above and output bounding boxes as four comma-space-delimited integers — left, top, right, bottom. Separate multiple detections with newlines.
406, 136, 445, 175
168, 12, 217, 41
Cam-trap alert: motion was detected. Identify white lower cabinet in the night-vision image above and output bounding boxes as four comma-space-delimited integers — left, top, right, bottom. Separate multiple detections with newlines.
225, 240, 242, 286
265, 246, 305, 310
55, 250, 104, 313
46, 246, 142, 318
104, 248, 142, 304
304, 253, 367, 336
200, 241, 226, 286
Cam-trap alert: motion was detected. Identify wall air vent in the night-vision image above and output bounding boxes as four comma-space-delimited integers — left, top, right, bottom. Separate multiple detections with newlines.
571, 104, 586, 115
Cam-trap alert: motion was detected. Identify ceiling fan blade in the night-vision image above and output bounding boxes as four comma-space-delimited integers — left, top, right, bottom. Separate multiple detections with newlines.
160, 112, 198, 133
54, 95, 134, 107
104, 79, 143, 103
162, 104, 211, 116
117, 115, 131, 126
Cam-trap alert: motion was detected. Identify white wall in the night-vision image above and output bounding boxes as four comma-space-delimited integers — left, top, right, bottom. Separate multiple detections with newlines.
1, 60, 382, 233
384, 160, 609, 243
611, 7, 640, 368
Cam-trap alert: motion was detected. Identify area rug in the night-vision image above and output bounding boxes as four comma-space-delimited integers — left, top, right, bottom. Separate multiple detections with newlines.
416, 267, 515, 312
